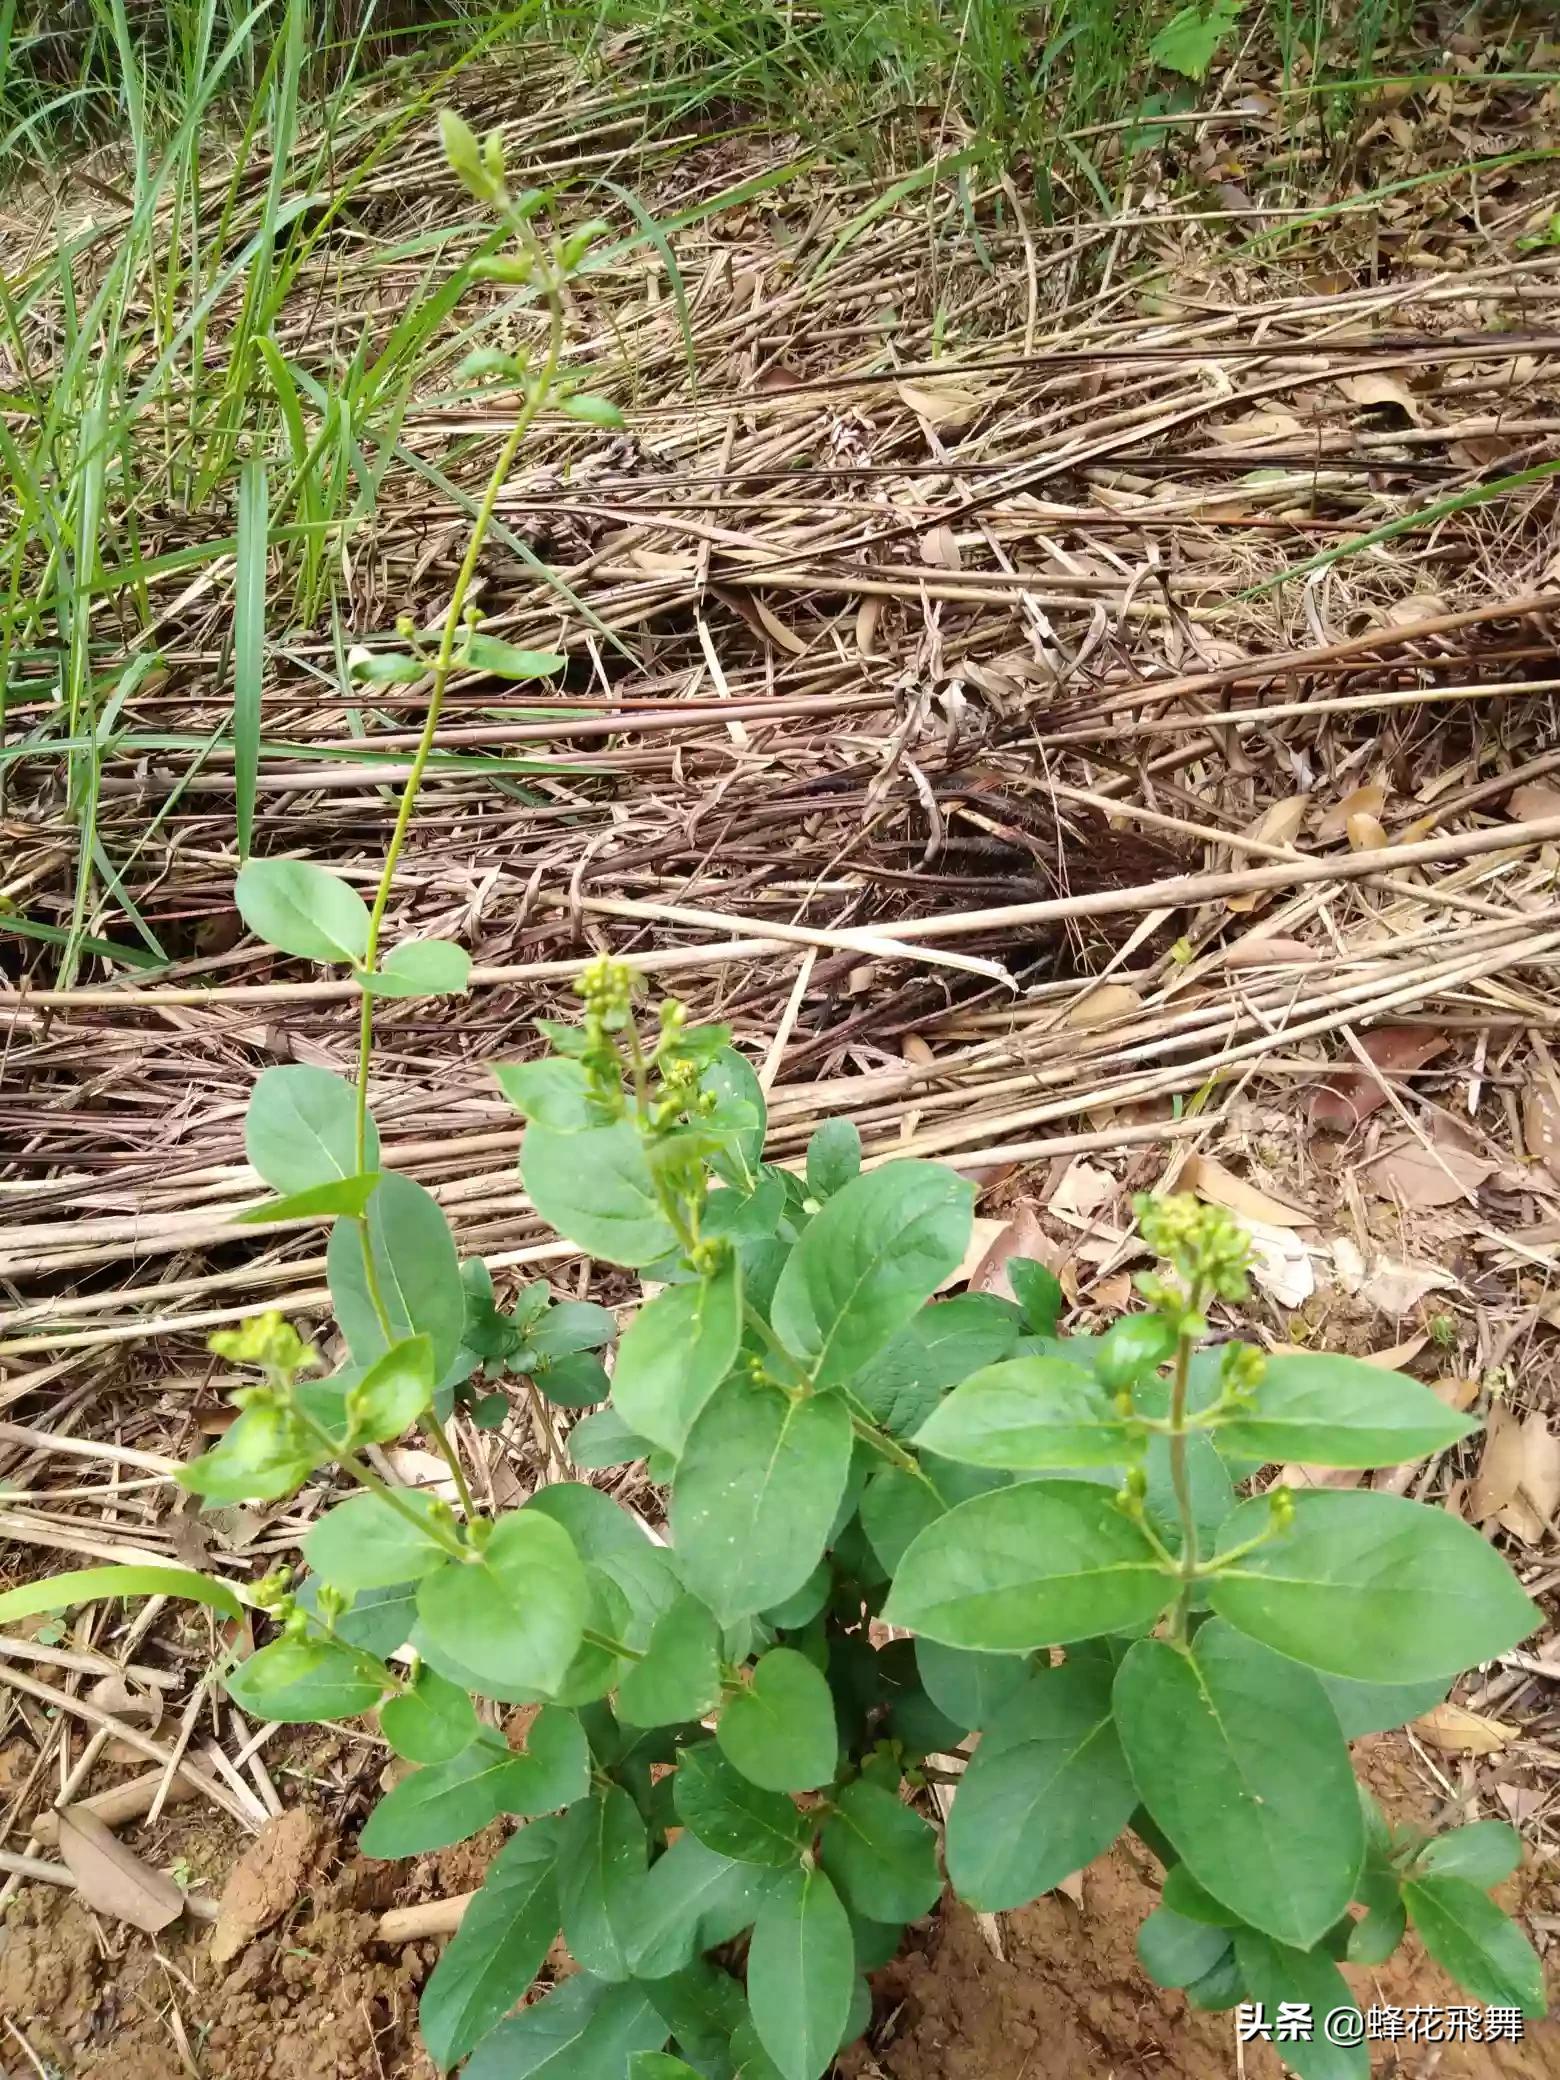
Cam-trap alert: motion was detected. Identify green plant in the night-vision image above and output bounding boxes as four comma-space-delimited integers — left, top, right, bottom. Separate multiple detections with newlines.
2, 105, 1549, 2080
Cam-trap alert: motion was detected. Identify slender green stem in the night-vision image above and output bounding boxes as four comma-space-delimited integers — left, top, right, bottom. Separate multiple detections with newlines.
424, 1407, 475, 1519
1166, 1306, 1202, 1646
352, 228, 565, 1171
292, 1405, 468, 1560
583, 1626, 644, 1663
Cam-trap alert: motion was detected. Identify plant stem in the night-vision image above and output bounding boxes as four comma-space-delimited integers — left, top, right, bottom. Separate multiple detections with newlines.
582, 1626, 644, 1663
352, 228, 564, 1171
1166, 1312, 1201, 1646
424, 1407, 475, 1519
292, 1406, 468, 1561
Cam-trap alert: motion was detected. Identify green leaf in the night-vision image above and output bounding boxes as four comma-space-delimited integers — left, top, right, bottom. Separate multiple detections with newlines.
1137, 1907, 1232, 1990
523, 1121, 679, 1267
1403, 1876, 1545, 2015
630, 2059, 702, 2080
1216, 1353, 1479, 1468
672, 1742, 808, 1868
179, 1400, 322, 1505
643, 1958, 748, 2073
1233, 1930, 1366, 2080
851, 1294, 1022, 1438
361, 938, 471, 999
226, 1636, 387, 1724
1319, 1671, 1450, 1739
0, 1564, 242, 1627
561, 392, 625, 428
244, 1065, 379, 1196
524, 1484, 680, 1648
304, 1490, 449, 1592
701, 1046, 766, 1182
1112, 1621, 1363, 1949
771, 1162, 973, 1388
631, 1832, 785, 1979
362, 1711, 588, 1854
883, 1481, 1172, 1650
1092, 1312, 1178, 1391
419, 1818, 561, 2069
534, 1352, 611, 1408
303, 1579, 417, 1660
945, 1657, 1136, 1911
327, 1173, 466, 1384
613, 1260, 742, 1454
1347, 1863, 1406, 1965
530, 1300, 617, 1358
1208, 1490, 1539, 1681
762, 1560, 832, 1632
914, 1639, 1030, 1730
718, 1649, 838, 1793
672, 1382, 853, 1623
559, 1784, 648, 1982
806, 1118, 860, 1199
236, 1174, 385, 1224
914, 1356, 1133, 1469
380, 1663, 478, 1765
1162, 1864, 1242, 1926
463, 1973, 667, 2080
459, 631, 568, 680
619, 1593, 723, 1729
1415, 1820, 1522, 1889
1149, 0, 1243, 82
1008, 1259, 1064, 1336
341, 1335, 435, 1445
569, 1405, 651, 1469
820, 1780, 939, 1923
495, 1059, 601, 1131
416, 1511, 588, 1697
747, 1864, 855, 2080
349, 649, 425, 685
236, 858, 370, 965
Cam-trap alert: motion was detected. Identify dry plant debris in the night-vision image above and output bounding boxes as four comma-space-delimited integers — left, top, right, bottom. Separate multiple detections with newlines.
2, 36, 1560, 2076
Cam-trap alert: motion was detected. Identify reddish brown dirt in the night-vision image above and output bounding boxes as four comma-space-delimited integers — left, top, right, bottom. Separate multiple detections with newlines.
0, 1750, 1553, 2079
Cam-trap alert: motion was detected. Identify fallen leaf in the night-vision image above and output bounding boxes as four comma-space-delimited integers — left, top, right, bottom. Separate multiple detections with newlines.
709, 583, 808, 658
1227, 796, 1309, 912
1049, 1160, 1118, 1224
919, 524, 961, 571
1360, 1333, 1429, 1371
898, 380, 982, 435
58, 1808, 185, 1933
385, 1447, 460, 1499
964, 1206, 1046, 1301
1522, 1083, 1560, 1179
1346, 811, 1389, 851
901, 1034, 934, 1068
1278, 1462, 1363, 1491
1308, 1026, 1449, 1132
1063, 984, 1143, 1029
1091, 1271, 1133, 1311
941, 1217, 1011, 1294
1508, 782, 1560, 822
1364, 1135, 1494, 1208
211, 1809, 332, 1966
1430, 1376, 1479, 1412
1220, 935, 1320, 968
1471, 1403, 1525, 1523
1414, 1702, 1515, 1756
1517, 1413, 1560, 1521
1339, 372, 1422, 424
1376, 593, 1450, 629
1243, 1220, 1316, 1308
1317, 784, 1387, 842
856, 595, 883, 659
85, 1674, 163, 1733
1180, 1154, 1314, 1229
1336, 1249, 1455, 1316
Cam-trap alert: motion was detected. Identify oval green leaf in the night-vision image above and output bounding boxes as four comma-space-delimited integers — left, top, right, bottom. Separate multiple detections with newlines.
419, 1817, 562, 2069
327, 1172, 465, 1383
415, 1510, 588, 1697
522, 1120, 679, 1267
612, 1257, 742, 1453
914, 1355, 1132, 1469
244, 1064, 379, 1196
717, 1648, 838, 1794
746, 1864, 855, 2080
236, 858, 370, 964
1216, 1352, 1480, 1468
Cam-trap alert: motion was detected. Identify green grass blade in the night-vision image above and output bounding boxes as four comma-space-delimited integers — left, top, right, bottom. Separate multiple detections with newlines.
234, 454, 268, 857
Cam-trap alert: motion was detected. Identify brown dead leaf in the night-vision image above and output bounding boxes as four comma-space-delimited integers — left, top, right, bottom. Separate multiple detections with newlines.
1278, 1462, 1364, 1491
1091, 1271, 1133, 1311
855, 595, 883, 660
1338, 372, 1423, 423
1063, 983, 1143, 1030
1517, 1413, 1560, 1522
58, 1807, 186, 1933
211, 1809, 332, 1966
1227, 795, 1308, 912
941, 1217, 1012, 1294
1414, 1702, 1516, 1756
1316, 783, 1387, 841
1360, 1333, 1429, 1371
85, 1674, 163, 1733
898, 380, 982, 435
709, 583, 808, 657
1430, 1376, 1479, 1412
1508, 782, 1560, 822
919, 524, 961, 571
1521, 1083, 1560, 1179
1346, 811, 1389, 851
1471, 1403, 1525, 1523
1220, 936, 1320, 968
900, 1033, 934, 1068
1330, 1241, 1455, 1316
1049, 1159, 1118, 1225
965, 1206, 1046, 1301
1364, 1135, 1494, 1208
1308, 1026, 1449, 1132
1180, 1154, 1314, 1229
